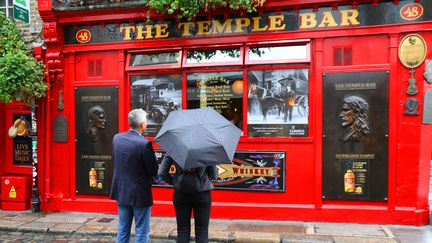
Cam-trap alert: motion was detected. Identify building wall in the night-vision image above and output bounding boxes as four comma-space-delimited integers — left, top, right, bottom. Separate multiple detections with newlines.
13, 0, 44, 47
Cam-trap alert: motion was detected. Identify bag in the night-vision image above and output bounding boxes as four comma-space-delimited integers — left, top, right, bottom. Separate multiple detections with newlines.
176, 168, 204, 194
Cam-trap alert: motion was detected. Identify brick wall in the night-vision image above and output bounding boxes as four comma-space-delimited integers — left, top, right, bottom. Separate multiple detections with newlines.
14, 0, 44, 48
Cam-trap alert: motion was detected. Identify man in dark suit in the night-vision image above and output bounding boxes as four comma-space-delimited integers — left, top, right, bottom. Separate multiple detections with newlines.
110, 109, 158, 243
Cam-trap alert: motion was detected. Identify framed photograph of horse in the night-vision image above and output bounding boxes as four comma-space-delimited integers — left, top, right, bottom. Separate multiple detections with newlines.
247, 69, 309, 137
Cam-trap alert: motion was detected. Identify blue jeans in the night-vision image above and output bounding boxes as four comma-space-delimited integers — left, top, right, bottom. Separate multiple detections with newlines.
116, 202, 151, 243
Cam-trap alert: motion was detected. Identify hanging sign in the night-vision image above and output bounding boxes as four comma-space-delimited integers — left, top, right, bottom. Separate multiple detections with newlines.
13, 0, 30, 23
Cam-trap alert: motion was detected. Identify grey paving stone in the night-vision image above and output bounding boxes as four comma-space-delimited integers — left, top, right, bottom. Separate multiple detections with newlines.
228, 222, 304, 234
18, 221, 56, 232
390, 225, 432, 236
314, 223, 387, 237
282, 234, 334, 243
75, 224, 104, 234
2, 212, 41, 222
233, 231, 280, 243
49, 223, 82, 233
35, 214, 90, 224
396, 234, 432, 243
332, 236, 397, 243
0, 219, 27, 230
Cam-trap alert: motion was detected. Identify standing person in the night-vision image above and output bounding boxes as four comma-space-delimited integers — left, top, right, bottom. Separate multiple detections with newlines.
158, 155, 218, 243
110, 109, 158, 243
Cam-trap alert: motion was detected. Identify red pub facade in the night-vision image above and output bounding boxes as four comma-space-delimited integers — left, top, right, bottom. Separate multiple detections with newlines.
1, 0, 432, 225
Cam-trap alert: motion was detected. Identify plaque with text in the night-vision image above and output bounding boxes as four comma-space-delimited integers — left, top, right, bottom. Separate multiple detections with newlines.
12, 114, 32, 166
54, 115, 68, 142
75, 86, 118, 195
153, 150, 285, 192
423, 90, 432, 124
323, 72, 388, 200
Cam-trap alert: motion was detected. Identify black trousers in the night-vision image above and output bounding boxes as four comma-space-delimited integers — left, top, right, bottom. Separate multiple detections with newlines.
173, 190, 211, 243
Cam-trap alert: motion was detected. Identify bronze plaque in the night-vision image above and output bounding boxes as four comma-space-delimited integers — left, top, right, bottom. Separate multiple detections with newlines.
53, 115, 68, 142
423, 90, 432, 124
323, 72, 388, 200
398, 34, 427, 69
75, 86, 118, 195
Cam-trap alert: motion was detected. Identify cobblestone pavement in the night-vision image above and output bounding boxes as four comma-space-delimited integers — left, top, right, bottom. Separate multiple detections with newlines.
0, 230, 177, 243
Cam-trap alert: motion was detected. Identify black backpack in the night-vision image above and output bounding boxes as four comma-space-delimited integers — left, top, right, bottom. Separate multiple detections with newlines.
175, 167, 205, 194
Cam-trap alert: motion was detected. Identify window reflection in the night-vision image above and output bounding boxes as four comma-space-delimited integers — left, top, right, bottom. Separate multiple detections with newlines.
249, 45, 308, 61
186, 72, 243, 130
186, 48, 241, 64
130, 52, 179, 66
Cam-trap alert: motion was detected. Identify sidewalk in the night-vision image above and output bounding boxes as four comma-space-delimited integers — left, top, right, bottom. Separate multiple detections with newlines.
0, 210, 431, 243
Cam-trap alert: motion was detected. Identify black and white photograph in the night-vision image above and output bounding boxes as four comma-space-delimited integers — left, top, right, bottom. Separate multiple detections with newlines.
130, 74, 182, 137
247, 69, 309, 137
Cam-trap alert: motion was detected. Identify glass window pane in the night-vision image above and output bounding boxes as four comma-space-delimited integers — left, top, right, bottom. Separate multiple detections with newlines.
0, 9, 6, 15
0, 1, 6, 7
130, 74, 182, 137
130, 52, 179, 67
7, 0, 12, 6
186, 48, 240, 64
186, 72, 243, 130
7, 7, 12, 18
249, 45, 308, 61
247, 69, 309, 137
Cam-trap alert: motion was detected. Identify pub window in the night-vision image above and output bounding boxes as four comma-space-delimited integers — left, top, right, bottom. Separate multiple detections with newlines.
127, 51, 182, 71
246, 44, 310, 64
247, 68, 309, 137
0, 0, 13, 18
184, 47, 243, 66
186, 71, 243, 130
130, 74, 182, 137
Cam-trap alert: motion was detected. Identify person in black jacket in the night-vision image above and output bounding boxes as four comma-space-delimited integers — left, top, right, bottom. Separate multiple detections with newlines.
158, 155, 218, 243
110, 109, 158, 243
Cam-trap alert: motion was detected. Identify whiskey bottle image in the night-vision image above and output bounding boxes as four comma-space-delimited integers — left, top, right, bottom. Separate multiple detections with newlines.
344, 169, 355, 193
89, 168, 97, 188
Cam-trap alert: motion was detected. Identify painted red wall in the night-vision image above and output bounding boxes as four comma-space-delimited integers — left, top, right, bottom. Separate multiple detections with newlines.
33, 0, 432, 225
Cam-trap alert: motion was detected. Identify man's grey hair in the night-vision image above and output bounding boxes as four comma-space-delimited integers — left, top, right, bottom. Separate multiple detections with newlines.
128, 109, 148, 129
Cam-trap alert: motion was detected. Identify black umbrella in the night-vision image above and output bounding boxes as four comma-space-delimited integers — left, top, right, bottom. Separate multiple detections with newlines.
155, 107, 242, 169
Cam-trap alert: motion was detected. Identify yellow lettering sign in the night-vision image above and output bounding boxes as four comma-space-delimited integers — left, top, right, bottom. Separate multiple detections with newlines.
119, 26, 135, 40
340, 9, 360, 26
318, 11, 338, 27
196, 20, 212, 35
178, 22, 195, 37
212, 19, 233, 34
299, 13, 317, 29
268, 15, 286, 31
136, 25, 153, 39
234, 18, 250, 33
155, 24, 169, 38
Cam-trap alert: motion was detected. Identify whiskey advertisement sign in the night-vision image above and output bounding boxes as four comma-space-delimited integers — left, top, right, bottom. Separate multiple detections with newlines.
154, 150, 285, 192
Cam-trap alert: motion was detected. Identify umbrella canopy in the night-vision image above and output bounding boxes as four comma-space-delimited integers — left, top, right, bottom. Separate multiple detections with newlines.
155, 107, 242, 169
